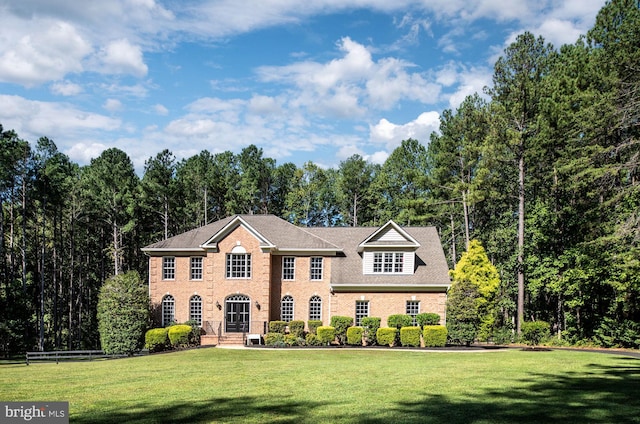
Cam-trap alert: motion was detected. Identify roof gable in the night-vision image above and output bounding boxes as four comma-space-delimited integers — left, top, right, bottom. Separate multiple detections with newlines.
358, 220, 420, 251
201, 216, 275, 251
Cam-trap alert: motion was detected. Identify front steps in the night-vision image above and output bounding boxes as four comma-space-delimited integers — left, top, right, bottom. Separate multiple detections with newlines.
201, 333, 246, 346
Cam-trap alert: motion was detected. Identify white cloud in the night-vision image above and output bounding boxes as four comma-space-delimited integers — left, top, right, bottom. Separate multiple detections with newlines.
154, 104, 169, 115
94, 39, 148, 77
370, 111, 440, 148
67, 142, 109, 165
103, 99, 123, 112
0, 20, 91, 86
50, 81, 84, 96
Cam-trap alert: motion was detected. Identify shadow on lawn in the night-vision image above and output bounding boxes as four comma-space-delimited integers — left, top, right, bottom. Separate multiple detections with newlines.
361, 356, 640, 424
72, 396, 325, 424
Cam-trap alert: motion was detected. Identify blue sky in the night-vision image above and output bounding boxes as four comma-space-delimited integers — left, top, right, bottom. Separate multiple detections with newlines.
0, 0, 606, 174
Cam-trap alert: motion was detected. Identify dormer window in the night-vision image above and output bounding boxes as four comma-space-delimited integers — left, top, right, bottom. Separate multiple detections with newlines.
373, 252, 404, 273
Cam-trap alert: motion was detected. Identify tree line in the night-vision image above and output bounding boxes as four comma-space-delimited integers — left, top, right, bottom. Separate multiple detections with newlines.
1, 0, 638, 355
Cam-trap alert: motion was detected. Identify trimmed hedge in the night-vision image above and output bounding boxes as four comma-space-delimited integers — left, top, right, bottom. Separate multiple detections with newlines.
269, 321, 287, 334
423, 325, 448, 347
305, 333, 323, 346
168, 324, 192, 348
330, 316, 353, 344
388, 314, 413, 329
288, 320, 305, 337
376, 327, 397, 347
347, 327, 364, 345
416, 313, 440, 327
145, 328, 169, 352
308, 320, 323, 335
521, 321, 550, 347
317, 326, 336, 345
361, 317, 381, 346
265, 332, 285, 346
400, 326, 421, 347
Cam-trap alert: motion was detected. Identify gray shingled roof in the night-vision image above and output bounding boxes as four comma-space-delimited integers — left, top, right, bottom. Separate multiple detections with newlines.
142, 215, 451, 289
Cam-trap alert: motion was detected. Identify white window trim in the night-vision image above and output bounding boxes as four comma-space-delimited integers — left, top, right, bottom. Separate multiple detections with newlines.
282, 256, 296, 281
310, 257, 323, 281
162, 257, 175, 280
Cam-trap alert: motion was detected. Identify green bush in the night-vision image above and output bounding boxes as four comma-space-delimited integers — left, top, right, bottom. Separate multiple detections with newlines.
145, 328, 169, 352
305, 333, 323, 346
308, 320, 323, 335
387, 314, 413, 329
269, 321, 287, 334
288, 320, 305, 337
284, 334, 304, 346
183, 320, 202, 345
521, 321, 550, 347
376, 327, 397, 347
168, 324, 192, 348
330, 316, 353, 344
361, 317, 381, 346
423, 325, 448, 347
447, 322, 477, 346
593, 317, 640, 349
416, 313, 440, 327
317, 326, 336, 345
264, 332, 285, 346
97, 271, 149, 356
491, 327, 514, 345
400, 327, 421, 347
347, 327, 364, 345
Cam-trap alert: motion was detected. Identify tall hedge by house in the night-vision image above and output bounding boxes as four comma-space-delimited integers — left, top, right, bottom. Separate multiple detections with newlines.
269, 321, 287, 334
347, 327, 364, 345
387, 314, 413, 329
360, 317, 381, 346
168, 324, 192, 348
400, 327, 421, 347
97, 271, 149, 356
317, 326, 336, 345
423, 325, 448, 347
288, 320, 305, 337
330, 316, 353, 344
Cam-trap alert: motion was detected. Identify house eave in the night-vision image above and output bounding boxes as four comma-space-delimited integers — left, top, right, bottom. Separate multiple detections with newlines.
330, 283, 451, 293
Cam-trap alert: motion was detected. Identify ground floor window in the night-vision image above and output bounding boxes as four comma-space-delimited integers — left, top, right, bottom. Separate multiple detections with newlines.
162, 294, 175, 326
190, 295, 202, 326
281, 295, 294, 322
406, 300, 420, 326
309, 295, 322, 321
355, 300, 369, 326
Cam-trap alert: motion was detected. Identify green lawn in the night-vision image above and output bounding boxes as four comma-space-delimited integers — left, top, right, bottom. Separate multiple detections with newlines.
1, 348, 639, 423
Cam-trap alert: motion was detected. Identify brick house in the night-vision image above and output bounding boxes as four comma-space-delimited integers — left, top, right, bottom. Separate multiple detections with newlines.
142, 215, 451, 345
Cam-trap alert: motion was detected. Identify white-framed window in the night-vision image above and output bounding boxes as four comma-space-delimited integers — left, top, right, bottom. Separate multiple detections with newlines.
190, 295, 203, 326
162, 294, 175, 326
226, 253, 251, 279
282, 257, 295, 280
373, 252, 404, 273
162, 257, 175, 280
355, 300, 369, 326
281, 295, 294, 322
309, 295, 322, 321
310, 257, 323, 280
406, 300, 420, 326
190, 257, 203, 280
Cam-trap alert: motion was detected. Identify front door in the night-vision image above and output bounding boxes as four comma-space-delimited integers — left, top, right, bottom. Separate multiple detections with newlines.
225, 295, 250, 333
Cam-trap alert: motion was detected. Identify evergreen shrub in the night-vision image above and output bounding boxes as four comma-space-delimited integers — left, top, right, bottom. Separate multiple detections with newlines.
521, 321, 550, 347
416, 313, 440, 327
264, 332, 285, 346
317, 326, 336, 345
400, 326, 421, 347
305, 333, 323, 346
423, 325, 448, 347
145, 328, 169, 352
347, 327, 364, 345
360, 317, 381, 346
308, 320, 323, 335
288, 320, 305, 337
284, 334, 303, 346
168, 324, 192, 348
330, 316, 353, 344
269, 321, 287, 334
387, 314, 413, 329
376, 327, 397, 347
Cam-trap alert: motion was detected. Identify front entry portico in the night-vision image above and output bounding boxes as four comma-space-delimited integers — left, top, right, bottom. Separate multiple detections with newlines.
225, 294, 250, 333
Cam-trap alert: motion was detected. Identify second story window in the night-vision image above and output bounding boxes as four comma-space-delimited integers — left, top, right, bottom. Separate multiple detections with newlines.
190, 257, 203, 280
162, 257, 175, 280
226, 253, 252, 279
373, 252, 404, 274
282, 257, 295, 280
310, 257, 323, 280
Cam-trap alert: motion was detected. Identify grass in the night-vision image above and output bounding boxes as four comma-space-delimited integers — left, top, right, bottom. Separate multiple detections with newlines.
1, 347, 639, 423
